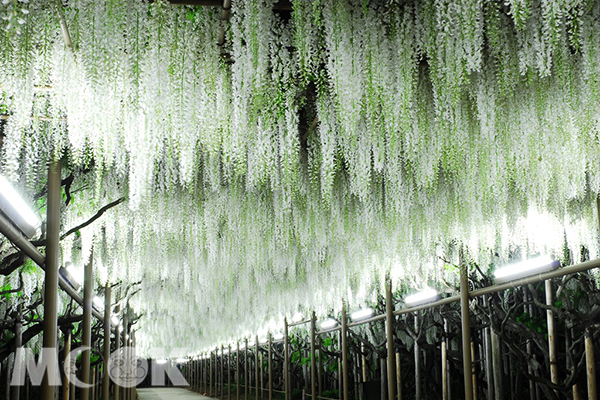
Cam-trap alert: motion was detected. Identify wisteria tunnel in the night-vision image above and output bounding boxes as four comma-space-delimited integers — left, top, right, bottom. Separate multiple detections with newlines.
1, 0, 600, 399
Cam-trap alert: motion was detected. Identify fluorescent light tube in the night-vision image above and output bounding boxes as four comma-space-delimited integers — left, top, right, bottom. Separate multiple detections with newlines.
495, 256, 559, 283
405, 289, 440, 306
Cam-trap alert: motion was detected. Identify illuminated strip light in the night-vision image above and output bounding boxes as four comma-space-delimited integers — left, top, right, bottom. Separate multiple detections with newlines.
93, 296, 105, 311
320, 319, 337, 329
0, 175, 41, 238
350, 308, 373, 321
405, 289, 440, 307
494, 256, 560, 284
59, 262, 82, 292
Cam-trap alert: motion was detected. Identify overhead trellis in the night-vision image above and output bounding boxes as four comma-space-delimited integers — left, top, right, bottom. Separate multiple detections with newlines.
1, 0, 600, 356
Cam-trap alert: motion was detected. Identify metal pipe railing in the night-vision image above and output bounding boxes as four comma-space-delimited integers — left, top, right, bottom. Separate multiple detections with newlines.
0, 199, 104, 321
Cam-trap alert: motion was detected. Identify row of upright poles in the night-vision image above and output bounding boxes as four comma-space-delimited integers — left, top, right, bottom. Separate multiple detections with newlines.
23, 160, 137, 400
184, 260, 598, 400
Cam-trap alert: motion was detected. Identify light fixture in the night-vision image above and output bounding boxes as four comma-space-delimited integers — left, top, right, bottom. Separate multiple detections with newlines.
0, 174, 41, 238
59, 262, 82, 291
494, 256, 559, 284
111, 316, 119, 326
320, 319, 337, 330
272, 333, 284, 341
92, 296, 104, 311
350, 308, 373, 321
404, 288, 440, 307
156, 359, 168, 365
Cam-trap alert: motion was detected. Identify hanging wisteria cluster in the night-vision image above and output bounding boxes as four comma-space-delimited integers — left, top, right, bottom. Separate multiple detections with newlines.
1, 0, 600, 356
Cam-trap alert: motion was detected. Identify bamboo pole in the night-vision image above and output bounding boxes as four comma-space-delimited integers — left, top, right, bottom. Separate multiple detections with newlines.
10, 306, 22, 400
245, 338, 248, 400
341, 302, 349, 400
311, 312, 317, 399
414, 315, 421, 400
237, 342, 240, 400
63, 331, 71, 400
361, 343, 367, 382
268, 333, 273, 400
90, 368, 96, 400
442, 331, 448, 400
260, 349, 264, 398
81, 250, 94, 400
483, 311, 494, 399
284, 318, 290, 400
122, 311, 128, 400
114, 314, 120, 400
209, 351, 213, 397
395, 351, 402, 400
491, 330, 503, 400
545, 280, 558, 395
229, 344, 232, 400
471, 341, 477, 400
42, 160, 61, 400
255, 335, 260, 399
586, 327, 597, 400
102, 285, 111, 400
385, 277, 395, 400
318, 336, 322, 398
221, 345, 225, 398
460, 257, 474, 400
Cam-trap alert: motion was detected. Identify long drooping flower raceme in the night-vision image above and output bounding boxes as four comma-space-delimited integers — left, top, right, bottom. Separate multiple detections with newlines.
1, 0, 599, 355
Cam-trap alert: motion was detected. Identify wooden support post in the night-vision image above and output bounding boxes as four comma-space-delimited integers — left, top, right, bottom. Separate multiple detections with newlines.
229, 344, 232, 400
81, 250, 94, 400
237, 342, 240, 400
260, 350, 264, 399
395, 351, 402, 400
268, 333, 273, 400
256, 335, 260, 399
483, 307, 494, 400
545, 280, 558, 395
245, 338, 249, 400
122, 310, 128, 400
361, 343, 367, 382
221, 345, 225, 397
90, 368, 96, 400
10, 306, 22, 400
114, 314, 120, 400
209, 351, 213, 397
318, 336, 322, 398
586, 327, 597, 400
385, 277, 395, 400
341, 302, 349, 400
284, 319, 290, 400
102, 285, 111, 400
442, 331, 448, 400
42, 160, 61, 400
414, 315, 421, 400
471, 341, 477, 400
491, 330, 503, 400
460, 257, 474, 400
63, 331, 71, 400
311, 312, 317, 400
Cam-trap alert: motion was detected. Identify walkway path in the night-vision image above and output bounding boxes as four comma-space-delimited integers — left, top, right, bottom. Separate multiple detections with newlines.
137, 387, 213, 399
